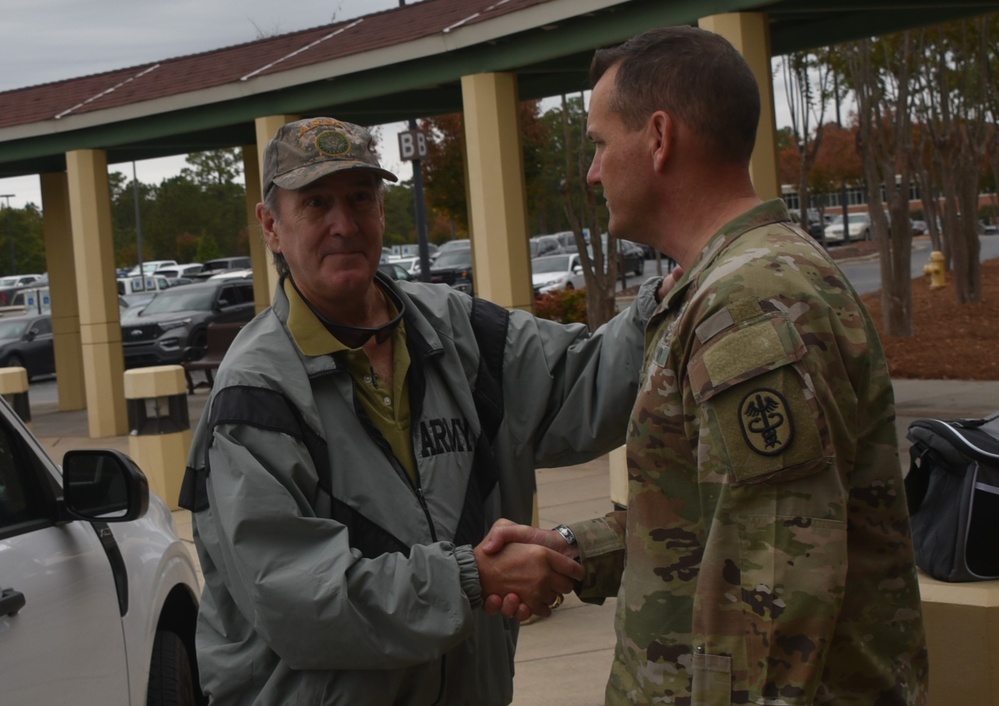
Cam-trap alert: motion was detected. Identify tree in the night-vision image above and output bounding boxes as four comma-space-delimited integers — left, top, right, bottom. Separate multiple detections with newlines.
912, 19, 991, 304
0, 203, 46, 276
779, 50, 835, 232
182, 149, 243, 185
843, 34, 916, 336
382, 180, 418, 246
420, 101, 558, 241
553, 94, 618, 328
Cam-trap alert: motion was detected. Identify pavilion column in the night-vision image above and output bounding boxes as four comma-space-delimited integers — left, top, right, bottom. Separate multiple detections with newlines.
40, 172, 85, 410
65, 149, 127, 437
242, 143, 274, 313
460, 72, 533, 311
253, 115, 299, 303
698, 13, 781, 201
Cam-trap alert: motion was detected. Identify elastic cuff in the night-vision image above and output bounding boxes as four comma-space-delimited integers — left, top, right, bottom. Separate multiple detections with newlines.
454, 544, 483, 609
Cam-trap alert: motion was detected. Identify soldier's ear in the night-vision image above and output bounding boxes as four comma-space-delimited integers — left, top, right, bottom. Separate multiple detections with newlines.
649, 111, 672, 173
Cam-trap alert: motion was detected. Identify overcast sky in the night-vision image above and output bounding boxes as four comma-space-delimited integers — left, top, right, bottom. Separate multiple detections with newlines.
0, 0, 792, 210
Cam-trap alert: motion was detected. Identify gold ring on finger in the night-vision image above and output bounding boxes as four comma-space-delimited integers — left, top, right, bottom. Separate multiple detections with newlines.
549, 593, 564, 610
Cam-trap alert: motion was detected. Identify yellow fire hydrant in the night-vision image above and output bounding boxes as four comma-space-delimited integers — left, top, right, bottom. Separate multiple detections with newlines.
923, 250, 947, 289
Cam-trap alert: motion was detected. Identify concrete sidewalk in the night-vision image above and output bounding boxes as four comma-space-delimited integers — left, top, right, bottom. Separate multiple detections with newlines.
24, 377, 999, 706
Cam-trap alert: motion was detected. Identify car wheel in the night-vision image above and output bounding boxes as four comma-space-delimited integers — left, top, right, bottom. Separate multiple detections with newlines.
565, 282, 574, 291
147, 630, 198, 706
5, 353, 24, 370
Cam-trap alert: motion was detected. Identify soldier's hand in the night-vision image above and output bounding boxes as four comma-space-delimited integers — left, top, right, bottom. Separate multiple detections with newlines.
474, 536, 581, 619
656, 265, 684, 303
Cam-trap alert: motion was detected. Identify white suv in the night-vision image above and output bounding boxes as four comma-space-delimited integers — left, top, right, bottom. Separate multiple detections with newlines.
0, 399, 203, 705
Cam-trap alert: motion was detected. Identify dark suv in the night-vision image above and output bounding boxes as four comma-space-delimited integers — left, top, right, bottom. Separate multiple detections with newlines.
121, 280, 256, 367
429, 247, 474, 294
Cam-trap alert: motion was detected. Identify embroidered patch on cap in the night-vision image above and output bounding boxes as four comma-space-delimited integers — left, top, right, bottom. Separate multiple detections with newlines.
315, 130, 351, 157
738, 388, 794, 456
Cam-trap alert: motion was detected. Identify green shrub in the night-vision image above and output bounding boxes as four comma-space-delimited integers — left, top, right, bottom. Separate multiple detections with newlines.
534, 288, 588, 326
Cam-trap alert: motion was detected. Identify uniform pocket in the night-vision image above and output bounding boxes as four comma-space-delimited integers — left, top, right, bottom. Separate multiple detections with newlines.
690, 652, 732, 706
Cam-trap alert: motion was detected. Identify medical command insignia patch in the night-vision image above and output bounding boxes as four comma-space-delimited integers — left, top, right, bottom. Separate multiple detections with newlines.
739, 388, 794, 455
315, 129, 351, 157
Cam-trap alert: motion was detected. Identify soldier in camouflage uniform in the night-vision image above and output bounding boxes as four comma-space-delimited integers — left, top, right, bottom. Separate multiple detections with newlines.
483, 26, 928, 705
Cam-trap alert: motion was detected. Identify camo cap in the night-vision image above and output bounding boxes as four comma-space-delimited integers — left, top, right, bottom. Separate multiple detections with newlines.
263, 118, 398, 194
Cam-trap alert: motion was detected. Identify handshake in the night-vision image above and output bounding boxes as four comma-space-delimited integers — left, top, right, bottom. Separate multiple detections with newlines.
473, 519, 581, 622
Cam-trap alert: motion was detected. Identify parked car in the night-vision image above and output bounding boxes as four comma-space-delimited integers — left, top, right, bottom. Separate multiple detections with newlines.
378, 262, 414, 282
0, 396, 203, 705
121, 279, 256, 367
0, 274, 43, 288
429, 247, 474, 294
207, 268, 253, 281
532, 253, 585, 295
529, 234, 566, 259
824, 212, 872, 243
193, 256, 252, 280
117, 275, 171, 296
432, 239, 470, 263
156, 263, 203, 280
589, 234, 645, 277
126, 259, 178, 277
0, 313, 54, 379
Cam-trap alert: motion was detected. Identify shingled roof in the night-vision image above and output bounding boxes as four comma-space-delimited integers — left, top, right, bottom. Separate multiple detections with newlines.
0, 0, 560, 131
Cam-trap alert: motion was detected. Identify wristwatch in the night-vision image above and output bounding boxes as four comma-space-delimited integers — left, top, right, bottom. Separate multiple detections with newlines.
553, 524, 578, 549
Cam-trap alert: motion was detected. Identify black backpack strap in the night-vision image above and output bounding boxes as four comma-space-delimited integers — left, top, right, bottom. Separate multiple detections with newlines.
179, 386, 315, 512
470, 296, 508, 443
178, 384, 408, 559
453, 297, 510, 548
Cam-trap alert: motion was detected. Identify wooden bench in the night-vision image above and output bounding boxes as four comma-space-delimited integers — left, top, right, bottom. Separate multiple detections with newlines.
181, 322, 244, 394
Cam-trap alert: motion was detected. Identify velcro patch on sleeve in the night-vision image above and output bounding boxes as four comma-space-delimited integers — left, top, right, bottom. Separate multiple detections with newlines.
689, 314, 805, 405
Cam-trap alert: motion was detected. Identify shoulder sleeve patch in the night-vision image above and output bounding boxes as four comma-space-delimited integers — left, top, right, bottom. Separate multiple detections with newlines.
705, 366, 831, 485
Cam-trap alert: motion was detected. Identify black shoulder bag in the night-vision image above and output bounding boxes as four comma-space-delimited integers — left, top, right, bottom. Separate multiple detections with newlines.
905, 413, 999, 582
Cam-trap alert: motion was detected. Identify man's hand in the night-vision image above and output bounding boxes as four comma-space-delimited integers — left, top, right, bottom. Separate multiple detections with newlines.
473, 526, 582, 621
475, 519, 581, 621
656, 265, 684, 303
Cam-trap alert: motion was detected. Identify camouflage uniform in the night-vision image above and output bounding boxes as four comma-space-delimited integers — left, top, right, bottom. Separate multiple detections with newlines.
570, 200, 928, 705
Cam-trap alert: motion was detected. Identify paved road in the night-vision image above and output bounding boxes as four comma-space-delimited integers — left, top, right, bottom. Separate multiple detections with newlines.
837, 235, 999, 295
631, 234, 999, 296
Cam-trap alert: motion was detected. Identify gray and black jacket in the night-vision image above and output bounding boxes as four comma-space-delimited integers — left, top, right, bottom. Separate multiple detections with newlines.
182, 273, 661, 705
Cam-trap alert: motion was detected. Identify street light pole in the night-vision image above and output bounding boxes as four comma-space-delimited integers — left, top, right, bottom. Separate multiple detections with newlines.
0, 194, 14, 275
133, 162, 145, 284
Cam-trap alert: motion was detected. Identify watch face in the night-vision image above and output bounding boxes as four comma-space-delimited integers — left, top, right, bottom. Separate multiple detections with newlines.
555, 524, 577, 547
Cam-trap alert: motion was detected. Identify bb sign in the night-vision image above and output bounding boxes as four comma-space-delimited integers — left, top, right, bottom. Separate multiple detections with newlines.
398, 129, 428, 161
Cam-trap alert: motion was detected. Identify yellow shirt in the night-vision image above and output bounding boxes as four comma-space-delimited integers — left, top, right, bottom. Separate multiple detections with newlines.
283, 279, 418, 486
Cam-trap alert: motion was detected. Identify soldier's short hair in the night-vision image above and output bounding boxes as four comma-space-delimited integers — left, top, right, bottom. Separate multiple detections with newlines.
590, 26, 760, 165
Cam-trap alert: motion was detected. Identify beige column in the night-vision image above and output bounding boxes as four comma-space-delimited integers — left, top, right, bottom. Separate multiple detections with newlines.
460, 73, 533, 311
40, 172, 86, 410
698, 13, 780, 201
254, 115, 298, 303
65, 149, 127, 437
242, 143, 274, 313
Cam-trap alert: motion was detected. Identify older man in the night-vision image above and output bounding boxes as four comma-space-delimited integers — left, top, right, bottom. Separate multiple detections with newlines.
180, 117, 667, 705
